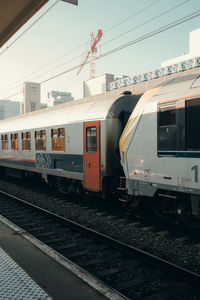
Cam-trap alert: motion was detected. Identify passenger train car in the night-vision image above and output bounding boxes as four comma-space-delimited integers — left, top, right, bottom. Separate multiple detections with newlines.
0, 93, 139, 196
1, 73, 200, 221
120, 73, 200, 219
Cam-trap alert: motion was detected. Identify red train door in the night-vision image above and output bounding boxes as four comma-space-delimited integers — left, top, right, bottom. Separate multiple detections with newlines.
84, 121, 100, 191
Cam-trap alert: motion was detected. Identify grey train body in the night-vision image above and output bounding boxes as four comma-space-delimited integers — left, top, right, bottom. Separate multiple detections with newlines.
0, 93, 139, 196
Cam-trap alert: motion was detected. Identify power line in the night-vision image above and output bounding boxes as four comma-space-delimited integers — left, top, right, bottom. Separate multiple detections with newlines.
101, 0, 192, 47
35, 53, 83, 79
4, 90, 23, 99
4, 8, 200, 99
0, 0, 61, 57
37, 9, 200, 85
0, 51, 85, 97
97, 9, 200, 59
0, 43, 87, 95
40, 64, 81, 84
2, 2, 199, 99
0, 0, 162, 95
103, 0, 162, 35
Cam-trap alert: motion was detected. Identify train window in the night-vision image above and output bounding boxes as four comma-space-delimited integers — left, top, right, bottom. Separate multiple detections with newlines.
158, 104, 177, 151
22, 131, 31, 151
2, 134, 8, 150
35, 130, 46, 151
41, 130, 46, 139
86, 126, 97, 152
51, 128, 65, 151
11, 133, 18, 150
51, 129, 57, 138
159, 105, 176, 126
35, 131, 40, 139
58, 128, 65, 137
186, 98, 200, 150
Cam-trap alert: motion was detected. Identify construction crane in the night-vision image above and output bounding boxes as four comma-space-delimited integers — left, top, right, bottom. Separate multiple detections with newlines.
76, 29, 103, 78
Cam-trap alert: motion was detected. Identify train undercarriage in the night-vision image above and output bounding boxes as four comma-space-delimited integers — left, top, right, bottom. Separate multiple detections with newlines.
1, 166, 200, 225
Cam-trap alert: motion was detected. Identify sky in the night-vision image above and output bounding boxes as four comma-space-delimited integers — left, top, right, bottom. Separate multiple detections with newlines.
0, 0, 200, 103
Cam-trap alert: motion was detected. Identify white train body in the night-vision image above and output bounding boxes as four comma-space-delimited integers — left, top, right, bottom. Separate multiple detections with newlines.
0, 94, 139, 194
120, 73, 200, 216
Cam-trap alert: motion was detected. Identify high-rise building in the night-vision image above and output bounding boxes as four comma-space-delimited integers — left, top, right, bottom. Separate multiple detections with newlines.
0, 100, 20, 120
21, 82, 40, 114
40, 103, 48, 110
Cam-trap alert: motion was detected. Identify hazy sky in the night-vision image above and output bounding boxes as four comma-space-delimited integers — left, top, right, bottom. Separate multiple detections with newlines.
0, 0, 200, 103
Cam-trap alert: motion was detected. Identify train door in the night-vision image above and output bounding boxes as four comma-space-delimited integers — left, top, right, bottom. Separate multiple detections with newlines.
84, 121, 100, 191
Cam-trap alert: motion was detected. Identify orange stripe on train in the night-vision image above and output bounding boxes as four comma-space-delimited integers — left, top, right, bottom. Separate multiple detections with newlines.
0, 156, 35, 162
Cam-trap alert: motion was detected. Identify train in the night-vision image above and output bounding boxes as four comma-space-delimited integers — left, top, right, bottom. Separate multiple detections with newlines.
0, 73, 200, 221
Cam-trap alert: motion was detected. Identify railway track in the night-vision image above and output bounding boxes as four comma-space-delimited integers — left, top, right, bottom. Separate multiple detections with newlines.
0, 191, 200, 299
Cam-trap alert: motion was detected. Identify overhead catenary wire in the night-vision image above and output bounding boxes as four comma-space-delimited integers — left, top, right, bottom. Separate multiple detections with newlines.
0, 0, 60, 57
4, 90, 23, 99
0, 51, 85, 97
5, 7, 200, 94
96, 8, 200, 60
0, 43, 87, 94
103, 0, 162, 35
101, 0, 192, 47
40, 9, 200, 83
1, 0, 191, 98
0, 0, 163, 96
34, 53, 83, 79
1, 1, 198, 99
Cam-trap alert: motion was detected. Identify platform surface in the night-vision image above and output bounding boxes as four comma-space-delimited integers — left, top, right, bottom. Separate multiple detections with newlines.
0, 217, 110, 300
0, 246, 51, 299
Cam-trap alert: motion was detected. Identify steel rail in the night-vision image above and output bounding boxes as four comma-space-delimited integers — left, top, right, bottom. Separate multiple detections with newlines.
0, 190, 200, 295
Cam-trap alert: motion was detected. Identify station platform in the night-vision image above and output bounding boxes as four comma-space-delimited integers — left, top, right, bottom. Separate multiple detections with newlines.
0, 216, 120, 300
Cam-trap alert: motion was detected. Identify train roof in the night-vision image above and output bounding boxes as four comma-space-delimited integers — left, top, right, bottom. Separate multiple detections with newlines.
0, 94, 139, 133
153, 72, 200, 101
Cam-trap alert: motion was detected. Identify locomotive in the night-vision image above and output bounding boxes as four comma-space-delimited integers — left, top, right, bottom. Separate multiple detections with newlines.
120, 73, 200, 219
0, 73, 200, 220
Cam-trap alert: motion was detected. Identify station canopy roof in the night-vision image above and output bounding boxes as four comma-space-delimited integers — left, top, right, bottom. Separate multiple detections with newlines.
0, 0, 78, 48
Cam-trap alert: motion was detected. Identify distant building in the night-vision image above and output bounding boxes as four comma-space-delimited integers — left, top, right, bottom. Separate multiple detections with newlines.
83, 74, 116, 97
40, 103, 47, 110
0, 100, 20, 120
21, 82, 41, 114
162, 28, 200, 66
47, 90, 74, 106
